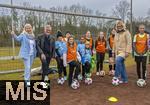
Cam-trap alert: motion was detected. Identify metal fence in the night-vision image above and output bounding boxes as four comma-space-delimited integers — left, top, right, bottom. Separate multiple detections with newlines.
0, 3, 121, 72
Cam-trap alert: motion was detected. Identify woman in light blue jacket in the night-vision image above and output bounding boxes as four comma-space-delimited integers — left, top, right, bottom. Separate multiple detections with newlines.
11, 24, 37, 87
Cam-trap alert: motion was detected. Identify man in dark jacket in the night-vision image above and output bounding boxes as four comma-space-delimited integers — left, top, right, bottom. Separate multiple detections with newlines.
36, 25, 55, 81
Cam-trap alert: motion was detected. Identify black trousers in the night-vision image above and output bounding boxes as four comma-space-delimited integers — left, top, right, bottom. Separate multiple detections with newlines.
40, 56, 51, 80
82, 61, 91, 77
109, 64, 116, 71
56, 56, 67, 78
135, 56, 147, 80
68, 61, 80, 86
96, 52, 105, 72
82, 65, 85, 78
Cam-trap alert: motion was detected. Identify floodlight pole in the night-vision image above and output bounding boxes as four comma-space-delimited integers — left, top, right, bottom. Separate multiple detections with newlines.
130, 0, 134, 57
11, 0, 15, 60
130, 0, 133, 35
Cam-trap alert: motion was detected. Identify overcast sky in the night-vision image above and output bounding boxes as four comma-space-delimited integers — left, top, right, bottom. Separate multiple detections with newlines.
0, 0, 149, 17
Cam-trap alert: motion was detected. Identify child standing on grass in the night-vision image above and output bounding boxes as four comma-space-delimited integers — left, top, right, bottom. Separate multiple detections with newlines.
108, 29, 116, 76
133, 24, 149, 84
67, 36, 80, 88
11, 24, 37, 87
55, 31, 67, 85
95, 32, 107, 77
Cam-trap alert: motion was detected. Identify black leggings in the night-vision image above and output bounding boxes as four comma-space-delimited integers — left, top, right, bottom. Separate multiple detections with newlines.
109, 64, 116, 71
56, 57, 67, 78
135, 56, 147, 80
68, 61, 80, 86
82, 62, 91, 77
96, 52, 105, 72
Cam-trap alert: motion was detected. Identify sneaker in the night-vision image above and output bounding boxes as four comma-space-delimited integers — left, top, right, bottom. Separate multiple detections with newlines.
78, 74, 83, 81
96, 72, 100, 76
99, 70, 105, 77
64, 76, 67, 81
119, 80, 123, 84
111, 70, 115, 76
44, 75, 49, 81
86, 73, 91, 78
108, 71, 112, 76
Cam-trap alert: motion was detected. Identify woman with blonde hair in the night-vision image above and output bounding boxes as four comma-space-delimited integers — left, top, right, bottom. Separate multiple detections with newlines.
11, 24, 37, 87
112, 21, 132, 85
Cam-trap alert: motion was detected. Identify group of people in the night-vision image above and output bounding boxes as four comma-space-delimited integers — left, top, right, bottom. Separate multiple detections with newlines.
11, 20, 150, 89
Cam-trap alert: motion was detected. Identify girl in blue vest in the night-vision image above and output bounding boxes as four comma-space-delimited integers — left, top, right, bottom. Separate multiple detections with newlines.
11, 24, 37, 87
77, 36, 86, 79
83, 41, 92, 78
55, 31, 67, 85
78, 40, 92, 83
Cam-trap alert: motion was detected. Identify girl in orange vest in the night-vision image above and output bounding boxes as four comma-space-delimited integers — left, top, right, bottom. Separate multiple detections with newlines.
108, 29, 116, 76
133, 24, 149, 86
95, 32, 107, 77
67, 36, 80, 88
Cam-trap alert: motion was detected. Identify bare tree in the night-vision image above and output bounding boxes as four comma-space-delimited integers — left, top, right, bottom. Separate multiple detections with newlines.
112, 0, 130, 22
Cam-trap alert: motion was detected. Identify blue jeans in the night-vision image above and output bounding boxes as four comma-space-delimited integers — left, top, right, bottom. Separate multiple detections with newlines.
115, 56, 128, 82
23, 55, 34, 81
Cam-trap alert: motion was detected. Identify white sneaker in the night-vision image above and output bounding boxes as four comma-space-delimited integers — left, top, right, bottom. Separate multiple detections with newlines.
99, 70, 105, 77
44, 75, 49, 81
119, 80, 123, 84
78, 74, 83, 81
64, 76, 67, 81
108, 71, 112, 76
111, 70, 115, 76
96, 72, 100, 76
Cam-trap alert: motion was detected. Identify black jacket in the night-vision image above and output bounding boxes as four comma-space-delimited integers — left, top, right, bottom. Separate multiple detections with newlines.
36, 34, 55, 58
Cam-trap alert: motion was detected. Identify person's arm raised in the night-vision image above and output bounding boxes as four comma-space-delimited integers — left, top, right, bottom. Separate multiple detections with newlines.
11, 31, 23, 42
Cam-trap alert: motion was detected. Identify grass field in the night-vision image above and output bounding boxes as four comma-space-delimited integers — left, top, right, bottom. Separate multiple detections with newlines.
0, 47, 136, 80
0, 47, 20, 57
0, 47, 56, 71
0, 54, 135, 80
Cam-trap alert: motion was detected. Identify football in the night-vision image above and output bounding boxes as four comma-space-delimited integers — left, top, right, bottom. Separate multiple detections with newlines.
71, 79, 80, 89
85, 78, 93, 85
112, 77, 119, 86
100, 70, 105, 76
57, 78, 65, 85
137, 79, 146, 87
